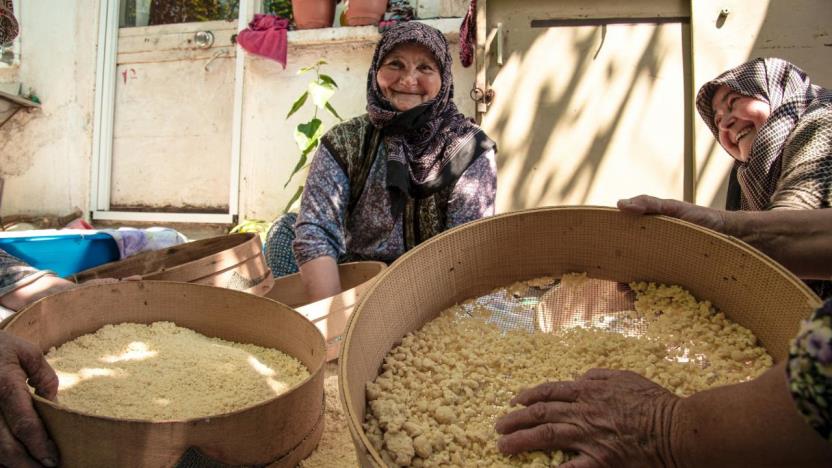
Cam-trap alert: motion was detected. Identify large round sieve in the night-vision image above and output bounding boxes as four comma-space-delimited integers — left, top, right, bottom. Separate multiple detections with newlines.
338, 207, 820, 467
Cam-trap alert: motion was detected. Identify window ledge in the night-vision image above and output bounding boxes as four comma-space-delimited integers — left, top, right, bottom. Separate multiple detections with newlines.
0, 89, 38, 108
286, 17, 462, 46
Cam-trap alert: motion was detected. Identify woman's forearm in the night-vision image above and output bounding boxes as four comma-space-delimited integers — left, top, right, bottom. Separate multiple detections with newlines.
671, 362, 832, 468
726, 209, 832, 279
0, 275, 75, 312
298, 256, 342, 302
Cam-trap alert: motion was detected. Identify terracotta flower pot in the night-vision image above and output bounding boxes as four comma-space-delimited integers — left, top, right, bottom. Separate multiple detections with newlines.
346, 0, 388, 26
292, 0, 336, 29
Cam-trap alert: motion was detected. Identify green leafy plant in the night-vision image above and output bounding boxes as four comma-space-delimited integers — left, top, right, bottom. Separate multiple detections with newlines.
229, 218, 272, 243
282, 59, 343, 213
230, 61, 341, 235
263, 0, 293, 24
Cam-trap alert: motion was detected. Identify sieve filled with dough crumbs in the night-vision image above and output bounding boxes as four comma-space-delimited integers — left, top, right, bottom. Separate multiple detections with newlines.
339, 207, 819, 467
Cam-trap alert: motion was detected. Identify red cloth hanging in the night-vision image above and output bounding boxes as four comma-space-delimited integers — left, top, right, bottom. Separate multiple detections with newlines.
459, 0, 476, 68
236, 14, 289, 68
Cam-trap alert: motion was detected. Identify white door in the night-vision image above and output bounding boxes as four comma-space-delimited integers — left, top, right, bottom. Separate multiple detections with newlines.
92, 0, 252, 224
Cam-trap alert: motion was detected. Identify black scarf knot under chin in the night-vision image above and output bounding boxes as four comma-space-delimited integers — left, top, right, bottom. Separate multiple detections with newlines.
385, 125, 496, 220
383, 104, 430, 218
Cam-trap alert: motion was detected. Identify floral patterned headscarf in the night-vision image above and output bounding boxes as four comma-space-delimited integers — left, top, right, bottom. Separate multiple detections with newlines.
696, 57, 831, 210
366, 21, 495, 200
0, 0, 19, 45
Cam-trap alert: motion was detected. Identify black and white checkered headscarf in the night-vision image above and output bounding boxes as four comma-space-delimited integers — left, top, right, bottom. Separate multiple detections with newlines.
696, 57, 831, 210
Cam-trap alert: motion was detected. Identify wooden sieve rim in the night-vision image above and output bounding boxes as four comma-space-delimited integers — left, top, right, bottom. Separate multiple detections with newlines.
70, 233, 261, 282
7, 281, 326, 425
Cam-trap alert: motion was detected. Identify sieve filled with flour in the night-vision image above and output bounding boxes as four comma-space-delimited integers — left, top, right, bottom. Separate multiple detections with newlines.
46, 321, 310, 421
339, 207, 820, 467
4, 281, 327, 468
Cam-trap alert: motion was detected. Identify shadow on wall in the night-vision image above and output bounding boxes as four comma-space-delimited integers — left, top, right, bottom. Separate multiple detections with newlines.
748, 1, 832, 82
486, 22, 685, 212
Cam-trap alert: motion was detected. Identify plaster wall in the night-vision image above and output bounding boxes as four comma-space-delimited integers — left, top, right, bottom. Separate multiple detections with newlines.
0, 0, 98, 218
0, 7, 471, 224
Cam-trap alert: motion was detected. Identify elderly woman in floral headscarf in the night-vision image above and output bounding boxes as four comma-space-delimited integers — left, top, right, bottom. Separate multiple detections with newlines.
696, 57, 832, 211
265, 22, 497, 301
0, 0, 18, 46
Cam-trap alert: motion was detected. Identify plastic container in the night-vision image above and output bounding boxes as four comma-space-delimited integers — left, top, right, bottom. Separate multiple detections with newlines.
0, 230, 120, 277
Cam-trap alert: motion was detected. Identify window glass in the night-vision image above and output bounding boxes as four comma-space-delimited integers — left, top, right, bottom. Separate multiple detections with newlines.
119, 0, 240, 28
0, 43, 14, 66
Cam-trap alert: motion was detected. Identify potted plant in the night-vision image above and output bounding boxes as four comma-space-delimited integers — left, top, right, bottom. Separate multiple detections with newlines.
292, 0, 337, 29
345, 0, 388, 26
282, 60, 343, 213
231, 61, 341, 236
263, 0, 294, 23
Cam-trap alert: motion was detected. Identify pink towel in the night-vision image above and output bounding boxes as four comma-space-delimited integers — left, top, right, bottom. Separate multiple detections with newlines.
237, 14, 289, 68
459, 0, 476, 68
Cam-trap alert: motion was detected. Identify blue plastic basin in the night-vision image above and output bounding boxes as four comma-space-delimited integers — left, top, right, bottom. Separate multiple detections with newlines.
0, 231, 120, 278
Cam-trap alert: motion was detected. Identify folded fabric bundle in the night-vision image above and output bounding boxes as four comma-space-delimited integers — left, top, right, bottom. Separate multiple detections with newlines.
101, 227, 188, 259
237, 14, 289, 68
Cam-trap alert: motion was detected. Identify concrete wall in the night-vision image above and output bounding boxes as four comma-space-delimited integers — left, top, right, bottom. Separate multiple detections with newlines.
0, 0, 98, 217
480, 0, 691, 212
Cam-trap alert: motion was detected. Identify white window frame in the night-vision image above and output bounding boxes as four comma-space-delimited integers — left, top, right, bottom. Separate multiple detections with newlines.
90, 0, 256, 224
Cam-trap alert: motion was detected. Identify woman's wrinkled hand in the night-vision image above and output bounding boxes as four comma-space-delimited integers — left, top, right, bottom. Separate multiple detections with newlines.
0, 332, 59, 467
617, 195, 727, 234
496, 369, 679, 468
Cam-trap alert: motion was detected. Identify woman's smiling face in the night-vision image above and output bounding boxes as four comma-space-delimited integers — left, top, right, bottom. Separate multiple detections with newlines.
711, 85, 771, 163
376, 42, 441, 112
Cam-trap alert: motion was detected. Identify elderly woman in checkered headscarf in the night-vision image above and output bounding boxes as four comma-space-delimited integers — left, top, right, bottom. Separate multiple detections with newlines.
696, 57, 832, 211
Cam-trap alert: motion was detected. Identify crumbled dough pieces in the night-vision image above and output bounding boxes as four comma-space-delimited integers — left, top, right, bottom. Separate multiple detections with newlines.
365, 278, 772, 466
46, 321, 309, 420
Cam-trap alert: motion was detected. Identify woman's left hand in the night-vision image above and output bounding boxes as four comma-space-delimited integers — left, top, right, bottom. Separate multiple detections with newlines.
495, 368, 680, 468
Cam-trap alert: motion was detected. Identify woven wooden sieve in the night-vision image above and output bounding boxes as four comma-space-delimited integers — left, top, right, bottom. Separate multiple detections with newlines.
338, 206, 820, 467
